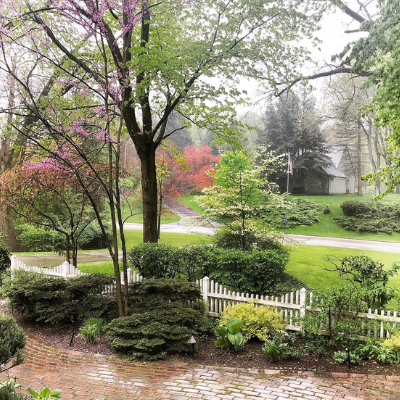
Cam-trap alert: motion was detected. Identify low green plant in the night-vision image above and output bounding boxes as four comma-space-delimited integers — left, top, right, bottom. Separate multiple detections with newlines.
382, 333, 400, 361
262, 337, 290, 362
79, 318, 104, 343
0, 379, 24, 400
27, 387, 62, 400
219, 302, 284, 341
0, 315, 26, 371
333, 350, 361, 365
215, 319, 245, 351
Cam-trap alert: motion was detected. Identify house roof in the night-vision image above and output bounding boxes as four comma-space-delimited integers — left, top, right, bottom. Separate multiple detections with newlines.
323, 145, 347, 178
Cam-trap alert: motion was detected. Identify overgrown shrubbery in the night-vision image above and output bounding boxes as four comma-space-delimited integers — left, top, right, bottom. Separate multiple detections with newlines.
336, 200, 400, 234
4, 271, 116, 324
105, 279, 207, 360
220, 303, 284, 341
16, 224, 65, 253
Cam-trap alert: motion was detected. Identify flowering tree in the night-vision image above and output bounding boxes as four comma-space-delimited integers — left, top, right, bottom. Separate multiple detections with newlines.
0, 0, 325, 243
197, 151, 285, 250
0, 162, 104, 267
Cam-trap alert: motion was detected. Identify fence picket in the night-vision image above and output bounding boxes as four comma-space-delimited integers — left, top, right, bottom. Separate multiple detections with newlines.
10, 255, 400, 336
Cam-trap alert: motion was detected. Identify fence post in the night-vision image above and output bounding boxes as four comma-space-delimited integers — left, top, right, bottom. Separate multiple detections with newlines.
62, 261, 69, 279
299, 288, 307, 319
10, 255, 17, 279
202, 276, 209, 303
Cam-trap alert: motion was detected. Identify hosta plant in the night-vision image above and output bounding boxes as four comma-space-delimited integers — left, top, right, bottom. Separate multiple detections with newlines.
215, 319, 244, 351
27, 387, 62, 400
262, 337, 290, 362
79, 318, 104, 344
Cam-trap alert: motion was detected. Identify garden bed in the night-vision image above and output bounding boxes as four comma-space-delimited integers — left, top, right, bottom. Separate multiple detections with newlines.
9, 316, 400, 376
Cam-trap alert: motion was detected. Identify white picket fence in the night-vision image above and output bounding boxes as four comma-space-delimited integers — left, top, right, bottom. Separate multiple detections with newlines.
10, 256, 400, 338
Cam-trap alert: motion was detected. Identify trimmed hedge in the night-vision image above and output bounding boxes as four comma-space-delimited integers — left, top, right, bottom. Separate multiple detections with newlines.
0, 315, 26, 367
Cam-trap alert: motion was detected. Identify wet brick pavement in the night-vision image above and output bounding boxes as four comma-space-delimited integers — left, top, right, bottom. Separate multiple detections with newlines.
2, 335, 400, 400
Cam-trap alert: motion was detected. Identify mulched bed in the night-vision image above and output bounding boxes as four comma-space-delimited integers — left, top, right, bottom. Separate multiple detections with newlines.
3, 301, 400, 376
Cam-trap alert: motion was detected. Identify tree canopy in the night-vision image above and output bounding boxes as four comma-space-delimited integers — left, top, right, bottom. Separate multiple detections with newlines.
0, 0, 325, 242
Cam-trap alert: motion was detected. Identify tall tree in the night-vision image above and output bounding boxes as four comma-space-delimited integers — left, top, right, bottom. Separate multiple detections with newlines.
258, 91, 329, 193
326, 74, 392, 196
0, 0, 325, 242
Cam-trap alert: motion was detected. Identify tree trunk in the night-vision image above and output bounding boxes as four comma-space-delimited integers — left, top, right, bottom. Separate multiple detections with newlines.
0, 206, 17, 251
357, 127, 363, 196
136, 139, 159, 243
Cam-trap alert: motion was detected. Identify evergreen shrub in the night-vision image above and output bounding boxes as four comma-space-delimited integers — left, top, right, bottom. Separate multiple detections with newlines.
5, 271, 115, 324
336, 201, 400, 234
0, 315, 26, 368
0, 248, 10, 286
105, 279, 206, 360
220, 302, 284, 341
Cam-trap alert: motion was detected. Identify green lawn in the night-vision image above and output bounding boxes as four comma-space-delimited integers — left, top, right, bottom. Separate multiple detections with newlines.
176, 195, 204, 214
286, 245, 400, 303
120, 198, 180, 224
178, 193, 400, 242
284, 194, 400, 242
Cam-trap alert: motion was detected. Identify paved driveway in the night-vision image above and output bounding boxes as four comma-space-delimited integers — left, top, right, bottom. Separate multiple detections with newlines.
3, 335, 400, 400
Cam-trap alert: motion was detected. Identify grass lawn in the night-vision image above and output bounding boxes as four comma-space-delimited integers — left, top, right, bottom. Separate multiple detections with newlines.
286, 244, 400, 308
78, 230, 213, 275
120, 200, 180, 224
176, 195, 204, 214
284, 194, 400, 242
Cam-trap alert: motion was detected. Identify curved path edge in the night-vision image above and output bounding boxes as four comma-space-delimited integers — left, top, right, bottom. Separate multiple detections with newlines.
2, 335, 400, 400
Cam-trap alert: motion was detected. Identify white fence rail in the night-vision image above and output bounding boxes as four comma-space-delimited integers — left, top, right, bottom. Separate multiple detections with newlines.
10, 256, 400, 339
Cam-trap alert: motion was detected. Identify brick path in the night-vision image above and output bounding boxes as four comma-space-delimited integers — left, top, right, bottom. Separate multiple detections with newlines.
2, 336, 400, 400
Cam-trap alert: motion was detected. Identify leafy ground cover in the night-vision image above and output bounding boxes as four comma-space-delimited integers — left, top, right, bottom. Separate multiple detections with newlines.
284, 194, 400, 242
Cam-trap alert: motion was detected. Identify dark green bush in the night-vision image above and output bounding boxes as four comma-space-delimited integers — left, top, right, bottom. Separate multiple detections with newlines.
210, 248, 289, 295
336, 201, 400, 234
340, 200, 370, 217
0, 248, 10, 286
105, 279, 207, 360
105, 307, 197, 360
0, 315, 26, 368
5, 271, 116, 324
128, 243, 182, 279
78, 220, 110, 250
213, 228, 285, 252
179, 245, 222, 281
127, 278, 203, 312
16, 224, 64, 252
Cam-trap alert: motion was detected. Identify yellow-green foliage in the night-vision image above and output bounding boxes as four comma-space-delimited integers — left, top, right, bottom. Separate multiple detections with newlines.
383, 333, 400, 353
220, 302, 285, 342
